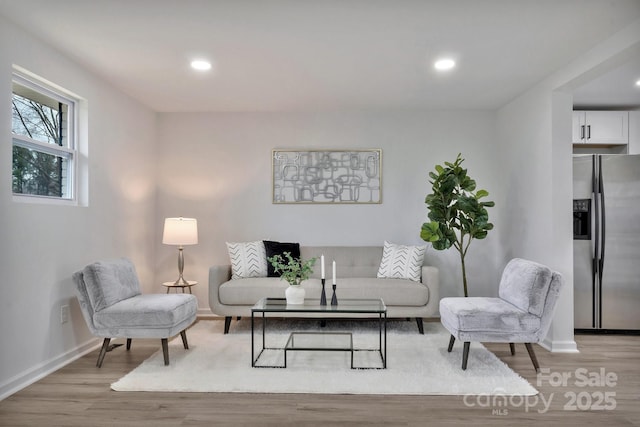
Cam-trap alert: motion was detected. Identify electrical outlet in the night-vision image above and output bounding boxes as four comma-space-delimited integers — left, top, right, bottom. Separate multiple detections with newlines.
60, 305, 69, 324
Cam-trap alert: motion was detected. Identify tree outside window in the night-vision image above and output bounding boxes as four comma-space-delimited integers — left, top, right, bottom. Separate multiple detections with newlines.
11, 72, 76, 200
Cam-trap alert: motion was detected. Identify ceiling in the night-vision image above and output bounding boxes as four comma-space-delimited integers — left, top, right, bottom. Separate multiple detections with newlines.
1, 0, 639, 113
573, 54, 640, 108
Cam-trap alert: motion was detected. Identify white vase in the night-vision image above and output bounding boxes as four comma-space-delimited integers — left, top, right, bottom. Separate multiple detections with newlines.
285, 285, 305, 305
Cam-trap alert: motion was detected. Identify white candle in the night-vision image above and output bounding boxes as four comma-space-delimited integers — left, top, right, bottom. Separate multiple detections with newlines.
332, 260, 336, 285
321, 255, 325, 279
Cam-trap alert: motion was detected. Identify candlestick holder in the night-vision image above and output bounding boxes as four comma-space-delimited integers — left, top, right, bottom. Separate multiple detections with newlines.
331, 283, 338, 306
320, 278, 327, 306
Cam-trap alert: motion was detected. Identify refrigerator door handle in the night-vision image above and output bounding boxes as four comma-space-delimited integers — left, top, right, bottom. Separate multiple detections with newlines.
597, 156, 606, 328
592, 155, 599, 329
599, 158, 606, 274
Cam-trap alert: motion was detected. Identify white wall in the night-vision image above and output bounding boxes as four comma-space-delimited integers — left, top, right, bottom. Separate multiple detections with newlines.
495, 19, 640, 352
0, 16, 157, 399
155, 110, 505, 311
153, 17, 638, 351
495, 86, 577, 352
2, 8, 637, 401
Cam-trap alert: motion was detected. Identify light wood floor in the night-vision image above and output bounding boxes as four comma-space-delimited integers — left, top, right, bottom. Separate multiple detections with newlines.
1, 319, 639, 426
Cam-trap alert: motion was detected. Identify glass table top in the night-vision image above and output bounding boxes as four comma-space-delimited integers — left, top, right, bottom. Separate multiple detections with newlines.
252, 297, 386, 313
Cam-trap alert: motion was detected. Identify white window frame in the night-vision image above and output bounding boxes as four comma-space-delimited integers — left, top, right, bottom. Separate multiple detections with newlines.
11, 69, 79, 205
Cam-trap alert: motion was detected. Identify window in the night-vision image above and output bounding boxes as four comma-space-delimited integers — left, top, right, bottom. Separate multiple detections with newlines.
11, 70, 78, 201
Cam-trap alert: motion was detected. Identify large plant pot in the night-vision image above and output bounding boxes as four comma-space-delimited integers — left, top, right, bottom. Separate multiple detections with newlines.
285, 285, 305, 305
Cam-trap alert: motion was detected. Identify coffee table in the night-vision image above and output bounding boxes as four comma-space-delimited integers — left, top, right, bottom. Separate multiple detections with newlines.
251, 297, 387, 369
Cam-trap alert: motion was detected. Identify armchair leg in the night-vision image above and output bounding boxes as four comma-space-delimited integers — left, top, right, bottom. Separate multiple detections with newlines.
509, 343, 516, 355
180, 330, 189, 349
462, 342, 470, 370
224, 316, 232, 334
447, 335, 455, 352
161, 338, 169, 366
416, 318, 424, 334
97, 338, 111, 368
126, 338, 132, 350
525, 343, 540, 372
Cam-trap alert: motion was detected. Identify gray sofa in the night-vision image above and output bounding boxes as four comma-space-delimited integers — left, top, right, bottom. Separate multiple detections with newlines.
209, 246, 439, 334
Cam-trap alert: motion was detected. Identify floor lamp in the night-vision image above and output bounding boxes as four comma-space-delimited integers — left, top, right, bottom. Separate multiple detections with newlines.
163, 217, 198, 286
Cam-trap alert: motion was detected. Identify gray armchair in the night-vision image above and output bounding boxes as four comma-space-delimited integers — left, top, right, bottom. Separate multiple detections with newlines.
73, 258, 198, 367
440, 258, 563, 371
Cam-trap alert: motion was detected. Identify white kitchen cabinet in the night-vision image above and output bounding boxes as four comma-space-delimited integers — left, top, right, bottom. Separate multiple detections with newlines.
629, 111, 640, 155
572, 111, 629, 145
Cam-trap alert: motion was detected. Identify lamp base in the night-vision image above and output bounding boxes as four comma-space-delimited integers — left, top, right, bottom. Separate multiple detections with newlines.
173, 276, 191, 286
172, 246, 191, 286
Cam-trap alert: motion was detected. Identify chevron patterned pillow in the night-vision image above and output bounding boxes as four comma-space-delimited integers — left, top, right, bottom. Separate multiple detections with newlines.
226, 241, 268, 279
377, 241, 426, 282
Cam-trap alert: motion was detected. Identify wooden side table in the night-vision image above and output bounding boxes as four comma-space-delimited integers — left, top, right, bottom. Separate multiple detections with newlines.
162, 281, 197, 294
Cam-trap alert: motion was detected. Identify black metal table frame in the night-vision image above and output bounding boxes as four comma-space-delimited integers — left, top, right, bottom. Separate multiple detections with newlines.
251, 299, 387, 370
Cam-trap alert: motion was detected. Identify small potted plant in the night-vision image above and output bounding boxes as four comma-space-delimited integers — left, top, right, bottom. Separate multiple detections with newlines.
268, 252, 317, 304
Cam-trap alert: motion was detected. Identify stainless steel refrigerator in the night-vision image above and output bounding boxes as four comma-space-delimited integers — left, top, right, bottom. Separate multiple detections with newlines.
573, 154, 640, 332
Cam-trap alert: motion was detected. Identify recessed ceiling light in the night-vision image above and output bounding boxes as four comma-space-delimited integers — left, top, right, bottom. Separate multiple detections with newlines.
190, 59, 212, 71
434, 58, 456, 71
635, 79, 640, 87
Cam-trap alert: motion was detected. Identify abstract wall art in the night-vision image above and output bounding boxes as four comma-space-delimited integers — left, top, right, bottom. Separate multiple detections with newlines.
272, 149, 382, 204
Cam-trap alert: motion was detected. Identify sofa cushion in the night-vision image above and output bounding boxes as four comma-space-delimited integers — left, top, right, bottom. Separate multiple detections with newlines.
219, 277, 429, 307
82, 258, 142, 312
377, 241, 426, 282
498, 258, 553, 317
226, 241, 268, 279
263, 240, 301, 277
301, 246, 382, 278
335, 278, 429, 306
220, 277, 290, 305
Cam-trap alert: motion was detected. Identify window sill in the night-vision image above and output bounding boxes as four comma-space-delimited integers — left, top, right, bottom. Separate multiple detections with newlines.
12, 194, 79, 206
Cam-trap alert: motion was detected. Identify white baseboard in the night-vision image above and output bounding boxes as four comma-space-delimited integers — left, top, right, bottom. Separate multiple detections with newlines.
197, 308, 219, 318
540, 337, 579, 353
1, 312, 217, 400
0, 338, 101, 401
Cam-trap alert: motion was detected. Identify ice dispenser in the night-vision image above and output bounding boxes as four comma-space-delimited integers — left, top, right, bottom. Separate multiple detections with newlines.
573, 199, 591, 240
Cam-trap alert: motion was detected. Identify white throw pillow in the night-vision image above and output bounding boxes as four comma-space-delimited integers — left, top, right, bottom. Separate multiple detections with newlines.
226, 241, 268, 279
377, 241, 426, 282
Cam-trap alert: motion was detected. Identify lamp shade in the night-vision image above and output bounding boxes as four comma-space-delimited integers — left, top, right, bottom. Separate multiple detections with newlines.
162, 217, 198, 246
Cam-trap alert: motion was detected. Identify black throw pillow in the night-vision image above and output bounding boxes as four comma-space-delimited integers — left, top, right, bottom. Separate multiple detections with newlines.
263, 240, 301, 277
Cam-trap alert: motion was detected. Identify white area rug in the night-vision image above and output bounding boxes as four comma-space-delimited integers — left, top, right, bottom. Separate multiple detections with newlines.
111, 319, 537, 395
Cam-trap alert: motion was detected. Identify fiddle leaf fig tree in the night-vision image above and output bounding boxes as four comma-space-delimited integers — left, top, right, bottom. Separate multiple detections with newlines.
420, 154, 494, 297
